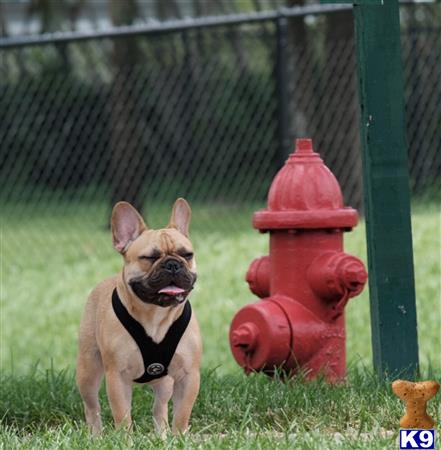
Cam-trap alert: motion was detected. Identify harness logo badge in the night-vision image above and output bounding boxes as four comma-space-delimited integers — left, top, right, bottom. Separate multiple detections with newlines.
146, 363, 165, 376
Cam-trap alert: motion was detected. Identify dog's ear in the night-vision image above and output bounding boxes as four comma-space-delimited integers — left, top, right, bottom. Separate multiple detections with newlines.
168, 198, 191, 237
111, 202, 147, 253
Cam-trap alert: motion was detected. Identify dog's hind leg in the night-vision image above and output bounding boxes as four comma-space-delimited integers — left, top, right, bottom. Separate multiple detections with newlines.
76, 346, 104, 435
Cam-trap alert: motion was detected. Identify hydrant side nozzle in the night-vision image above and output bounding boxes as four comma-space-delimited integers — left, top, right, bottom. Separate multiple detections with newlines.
307, 251, 368, 308
229, 300, 292, 373
246, 256, 270, 298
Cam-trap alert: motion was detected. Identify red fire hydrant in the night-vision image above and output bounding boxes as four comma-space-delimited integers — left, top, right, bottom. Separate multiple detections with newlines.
229, 138, 367, 382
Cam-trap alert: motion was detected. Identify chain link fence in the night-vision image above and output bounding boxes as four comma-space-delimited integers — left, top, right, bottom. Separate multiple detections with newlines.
1, 3, 440, 263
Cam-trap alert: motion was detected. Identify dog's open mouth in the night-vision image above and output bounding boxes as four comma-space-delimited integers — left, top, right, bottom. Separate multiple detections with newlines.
158, 285, 188, 303
129, 271, 197, 307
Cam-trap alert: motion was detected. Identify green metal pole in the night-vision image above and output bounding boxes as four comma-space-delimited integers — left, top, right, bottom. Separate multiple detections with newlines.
353, 1, 419, 378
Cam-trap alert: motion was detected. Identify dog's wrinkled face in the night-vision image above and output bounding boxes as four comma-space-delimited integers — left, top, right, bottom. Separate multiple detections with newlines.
125, 229, 197, 307
111, 199, 197, 307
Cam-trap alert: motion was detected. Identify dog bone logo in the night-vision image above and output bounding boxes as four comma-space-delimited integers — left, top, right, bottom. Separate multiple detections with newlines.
392, 380, 440, 429
146, 363, 165, 376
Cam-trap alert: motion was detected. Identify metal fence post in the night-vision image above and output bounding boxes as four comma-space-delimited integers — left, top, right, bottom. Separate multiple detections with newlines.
353, 1, 419, 379
276, 14, 291, 167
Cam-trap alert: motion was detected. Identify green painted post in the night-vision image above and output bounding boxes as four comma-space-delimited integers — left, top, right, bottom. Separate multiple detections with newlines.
354, 1, 419, 379
321, 0, 419, 378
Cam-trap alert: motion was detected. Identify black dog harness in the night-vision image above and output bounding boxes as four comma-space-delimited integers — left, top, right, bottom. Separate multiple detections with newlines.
112, 289, 192, 383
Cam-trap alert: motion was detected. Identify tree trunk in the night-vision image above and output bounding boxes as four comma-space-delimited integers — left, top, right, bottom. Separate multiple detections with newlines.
108, 0, 147, 212
285, 0, 309, 138
321, 11, 363, 209
0, 2, 7, 37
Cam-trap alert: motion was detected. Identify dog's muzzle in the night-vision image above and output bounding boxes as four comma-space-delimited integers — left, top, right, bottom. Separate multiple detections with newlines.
129, 259, 197, 307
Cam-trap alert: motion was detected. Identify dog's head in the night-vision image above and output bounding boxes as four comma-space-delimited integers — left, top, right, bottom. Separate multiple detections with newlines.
111, 199, 197, 307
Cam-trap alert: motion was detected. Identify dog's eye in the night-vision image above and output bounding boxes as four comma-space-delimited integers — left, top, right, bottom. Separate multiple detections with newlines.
139, 255, 159, 262
183, 253, 193, 261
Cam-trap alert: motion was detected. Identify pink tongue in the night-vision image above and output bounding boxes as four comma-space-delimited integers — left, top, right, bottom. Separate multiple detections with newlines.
158, 285, 186, 296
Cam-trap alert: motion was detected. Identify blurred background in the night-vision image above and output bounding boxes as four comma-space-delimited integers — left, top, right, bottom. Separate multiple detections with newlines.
1, 1, 440, 374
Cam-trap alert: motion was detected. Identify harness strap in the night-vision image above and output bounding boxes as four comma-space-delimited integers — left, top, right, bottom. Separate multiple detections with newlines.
111, 288, 192, 383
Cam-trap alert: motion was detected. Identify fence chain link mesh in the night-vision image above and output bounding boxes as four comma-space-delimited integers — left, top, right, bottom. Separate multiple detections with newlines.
1, 3, 440, 263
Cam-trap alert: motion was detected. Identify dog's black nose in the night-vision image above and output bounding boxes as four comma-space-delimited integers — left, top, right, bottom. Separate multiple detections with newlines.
163, 259, 182, 274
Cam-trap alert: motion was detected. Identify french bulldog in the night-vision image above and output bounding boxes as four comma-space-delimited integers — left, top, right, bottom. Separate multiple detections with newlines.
76, 199, 201, 435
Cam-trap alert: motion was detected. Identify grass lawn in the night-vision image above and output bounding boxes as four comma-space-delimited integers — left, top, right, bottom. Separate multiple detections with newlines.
1, 200, 440, 448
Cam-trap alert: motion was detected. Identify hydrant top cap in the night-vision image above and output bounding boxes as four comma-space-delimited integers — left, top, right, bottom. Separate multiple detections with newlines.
287, 138, 321, 164
253, 138, 358, 230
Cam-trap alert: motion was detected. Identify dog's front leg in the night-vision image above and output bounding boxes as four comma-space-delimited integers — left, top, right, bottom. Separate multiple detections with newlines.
151, 376, 174, 436
106, 370, 133, 430
171, 371, 200, 434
